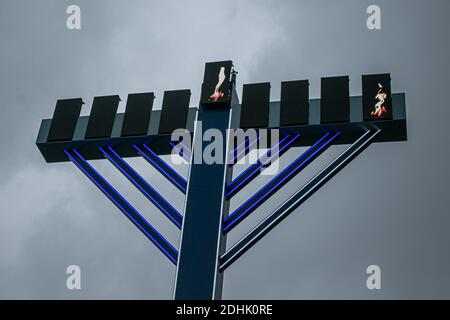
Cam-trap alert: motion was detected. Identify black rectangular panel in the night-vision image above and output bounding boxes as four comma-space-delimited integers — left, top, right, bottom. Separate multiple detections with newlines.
121, 92, 155, 137
362, 73, 393, 121
280, 80, 309, 126
47, 98, 83, 142
200, 61, 233, 106
85, 95, 120, 139
321, 76, 350, 123
240, 83, 271, 129
159, 90, 191, 134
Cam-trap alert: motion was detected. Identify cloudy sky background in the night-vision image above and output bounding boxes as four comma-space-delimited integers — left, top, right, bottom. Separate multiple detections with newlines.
0, 0, 449, 299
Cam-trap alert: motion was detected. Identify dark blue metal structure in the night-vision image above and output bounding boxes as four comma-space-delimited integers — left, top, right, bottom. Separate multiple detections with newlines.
174, 95, 236, 299
36, 61, 407, 300
64, 147, 178, 264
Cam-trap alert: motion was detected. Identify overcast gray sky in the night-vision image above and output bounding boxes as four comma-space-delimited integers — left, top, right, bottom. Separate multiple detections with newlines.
0, 0, 450, 299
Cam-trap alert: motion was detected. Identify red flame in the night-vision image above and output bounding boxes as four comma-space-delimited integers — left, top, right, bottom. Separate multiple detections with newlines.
209, 90, 224, 102
371, 105, 387, 117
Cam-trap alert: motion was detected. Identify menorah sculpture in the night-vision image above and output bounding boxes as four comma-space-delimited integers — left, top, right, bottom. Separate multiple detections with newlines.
36, 61, 407, 299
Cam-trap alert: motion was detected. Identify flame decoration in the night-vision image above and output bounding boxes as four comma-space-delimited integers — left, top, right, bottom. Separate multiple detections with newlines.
371, 83, 388, 117
209, 67, 226, 102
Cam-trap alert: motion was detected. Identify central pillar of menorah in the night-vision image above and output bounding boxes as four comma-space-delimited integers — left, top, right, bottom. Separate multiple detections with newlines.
174, 61, 236, 300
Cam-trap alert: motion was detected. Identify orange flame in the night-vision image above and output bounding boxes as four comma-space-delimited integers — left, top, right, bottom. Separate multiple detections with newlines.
209, 90, 224, 102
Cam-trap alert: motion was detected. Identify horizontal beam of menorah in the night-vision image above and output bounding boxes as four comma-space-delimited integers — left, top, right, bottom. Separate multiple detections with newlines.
36, 93, 406, 163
